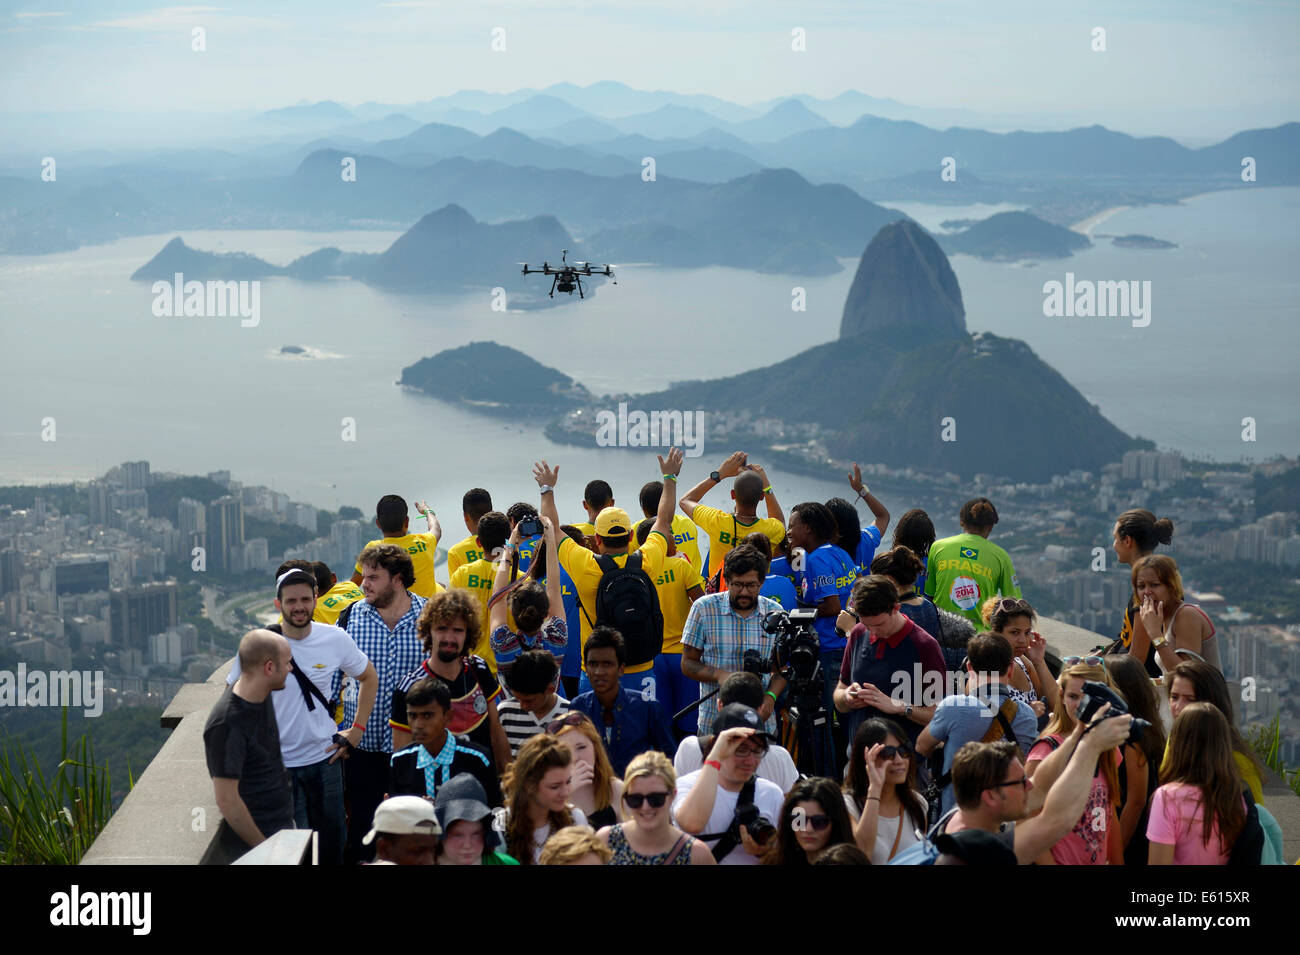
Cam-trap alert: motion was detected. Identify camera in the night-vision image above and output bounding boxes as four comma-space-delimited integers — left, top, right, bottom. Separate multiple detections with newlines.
761, 608, 820, 683
735, 801, 776, 845
1074, 680, 1151, 743
517, 516, 542, 538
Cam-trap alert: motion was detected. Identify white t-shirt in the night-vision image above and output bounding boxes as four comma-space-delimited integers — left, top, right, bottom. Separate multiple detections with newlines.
674, 736, 800, 794
228, 623, 369, 768
863, 794, 928, 865
672, 770, 785, 865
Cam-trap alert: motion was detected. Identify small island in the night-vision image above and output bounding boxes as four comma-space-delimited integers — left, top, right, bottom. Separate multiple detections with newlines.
399, 341, 592, 417
280, 345, 306, 355
1111, 233, 1178, 249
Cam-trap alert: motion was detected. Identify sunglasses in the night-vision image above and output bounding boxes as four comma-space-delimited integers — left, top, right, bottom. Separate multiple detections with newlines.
544, 712, 590, 735
800, 814, 833, 832
875, 743, 912, 761
1063, 656, 1106, 669
997, 598, 1031, 615
623, 791, 670, 809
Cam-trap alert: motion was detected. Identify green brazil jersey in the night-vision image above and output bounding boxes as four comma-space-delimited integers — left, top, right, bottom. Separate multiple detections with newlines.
924, 533, 1021, 626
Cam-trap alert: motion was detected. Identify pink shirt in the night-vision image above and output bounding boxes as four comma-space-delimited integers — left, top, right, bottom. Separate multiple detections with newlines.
1027, 735, 1121, 865
1146, 783, 1238, 865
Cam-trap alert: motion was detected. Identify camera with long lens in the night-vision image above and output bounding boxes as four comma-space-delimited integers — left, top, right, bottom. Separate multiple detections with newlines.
761, 607, 820, 683
1074, 680, 1150, 744
735, 800, 776, 845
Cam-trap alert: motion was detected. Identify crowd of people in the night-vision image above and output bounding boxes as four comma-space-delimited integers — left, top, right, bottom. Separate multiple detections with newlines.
201, 451, 1283, 865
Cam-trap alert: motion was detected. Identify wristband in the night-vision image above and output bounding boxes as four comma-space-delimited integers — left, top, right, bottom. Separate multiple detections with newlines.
762, 485, 773, 495
351, 721, 366, 732
704, 759, 722, 772
662, 474, 678, 482
765, 690, 778, 702
866, 795, 881, 802
538, 485, 554, 495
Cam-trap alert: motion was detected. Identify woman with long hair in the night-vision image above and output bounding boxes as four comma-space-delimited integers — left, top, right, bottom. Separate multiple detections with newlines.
980, 596, 1057, 718
1165, 660, 1264, 803
1025, 661, 1124, 865
924, 498, 1020, 628
1111, 509, 1174, 674
546, 711, 623, 828
1148, 702, 1247, 865
827, 462, 890, 576
763, 777, 856, 866
1133, 554, 1220, 673
499, 733, 586, 865
596, 751, 715, 865
892, 509, 936, 595
869, 546, 974, 671
844, 718, 928, 864
1104, 654, 1167, 866
489, 516, 566, 679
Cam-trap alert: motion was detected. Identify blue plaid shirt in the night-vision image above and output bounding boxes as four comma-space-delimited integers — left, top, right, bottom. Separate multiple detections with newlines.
340, 593, 426, 752
402, 735, 490, 796
681, 593, 781, 735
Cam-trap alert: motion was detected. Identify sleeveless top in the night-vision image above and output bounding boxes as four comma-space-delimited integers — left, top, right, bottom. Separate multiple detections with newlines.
1007, 657, 1039, 708
588, 805, 617, 830
607, 823, 695, 866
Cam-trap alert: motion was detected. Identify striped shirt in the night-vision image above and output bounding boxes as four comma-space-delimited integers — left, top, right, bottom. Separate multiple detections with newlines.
680, 593, 781, 735
338, 593, 426, 753
497, 696, 570, 758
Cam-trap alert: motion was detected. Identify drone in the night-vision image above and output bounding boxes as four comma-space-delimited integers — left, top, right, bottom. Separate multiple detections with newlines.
519, 250, 617, 298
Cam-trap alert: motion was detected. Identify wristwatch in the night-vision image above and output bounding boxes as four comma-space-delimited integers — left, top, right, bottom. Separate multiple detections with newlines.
904, 704, 914, 718
538, 485, 554, 495
709, 470, 721, 482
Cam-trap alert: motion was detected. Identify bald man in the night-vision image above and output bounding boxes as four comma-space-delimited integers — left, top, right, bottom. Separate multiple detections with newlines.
203, 629, 295, 861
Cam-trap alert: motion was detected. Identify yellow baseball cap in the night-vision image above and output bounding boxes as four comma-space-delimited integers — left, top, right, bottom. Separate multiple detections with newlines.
594, 506, 632, 537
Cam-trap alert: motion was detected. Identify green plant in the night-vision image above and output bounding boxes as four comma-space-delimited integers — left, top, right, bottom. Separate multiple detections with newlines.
0, 708, 123, 864
1246, 715, 1300, 798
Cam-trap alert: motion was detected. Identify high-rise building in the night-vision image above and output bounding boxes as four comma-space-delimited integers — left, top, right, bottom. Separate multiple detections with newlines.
110, 581, 179, 652
54, 554, 111, 596
122, 460, 151, 491
88, 482, 111, 526
330, 519, 364, 571
206, 495, 245, 573
177, 497, 206, 537
0, 549, 22, 596
287, 502, 318, 535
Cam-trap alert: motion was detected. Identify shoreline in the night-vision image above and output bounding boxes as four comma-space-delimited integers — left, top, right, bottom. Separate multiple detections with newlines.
1071, 204, 1131, 234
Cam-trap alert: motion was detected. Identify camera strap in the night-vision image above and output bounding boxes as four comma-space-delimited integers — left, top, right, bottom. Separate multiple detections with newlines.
699, 777, 758, 861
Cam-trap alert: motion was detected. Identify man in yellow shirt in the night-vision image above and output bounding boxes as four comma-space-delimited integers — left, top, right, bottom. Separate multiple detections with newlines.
446, 488, 493, 580
635, 520, 705, 735
447, 511, 510, 674
637, 480, 702, 572
351, 495, 444, 598
311, 561, 364, 625
571, 479, 614, 540
679, 452, 786, 580
534, 449, 684, 697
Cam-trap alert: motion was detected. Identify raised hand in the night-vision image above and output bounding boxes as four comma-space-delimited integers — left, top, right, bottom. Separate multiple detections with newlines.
532, 459, 560, 488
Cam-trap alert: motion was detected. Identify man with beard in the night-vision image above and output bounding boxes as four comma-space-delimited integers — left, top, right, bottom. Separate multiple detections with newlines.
681, 545, 787, 735
227, 569, 378, 865
339, 543, 427, 863
389, 589, 511, 773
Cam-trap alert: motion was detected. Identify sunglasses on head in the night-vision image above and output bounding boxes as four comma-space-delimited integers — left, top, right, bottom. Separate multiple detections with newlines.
997, 598, 1030, 615
1063, 656, 1106, 669
544, 712, 590, 735
623, 791, 669, 809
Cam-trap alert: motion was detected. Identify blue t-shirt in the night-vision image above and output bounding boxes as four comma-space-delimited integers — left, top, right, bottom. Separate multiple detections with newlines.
517, 534, 543, 574
795, 543, 858, 651
761, 574, 799, 611
769, 555, 795, 584
560, 568, 583, 678
927, 690, 1039, 813
855, 526, 884, 576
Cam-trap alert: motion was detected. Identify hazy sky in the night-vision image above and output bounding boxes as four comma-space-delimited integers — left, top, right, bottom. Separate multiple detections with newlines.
2, 1, 1298, 136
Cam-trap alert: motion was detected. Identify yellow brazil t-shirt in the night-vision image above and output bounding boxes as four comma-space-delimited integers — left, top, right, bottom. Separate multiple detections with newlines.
651, 554, 704, 655
627, 513, 702, 575
314, 581, 364, 625
691, 504, 785, 579
446, 534, 485, 581
557, 530, 668, 674
355, 532, 444, 599
448, 558, 505, 673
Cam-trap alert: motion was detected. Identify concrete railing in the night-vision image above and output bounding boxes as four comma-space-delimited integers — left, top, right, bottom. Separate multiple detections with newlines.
81, 617, 1300, 864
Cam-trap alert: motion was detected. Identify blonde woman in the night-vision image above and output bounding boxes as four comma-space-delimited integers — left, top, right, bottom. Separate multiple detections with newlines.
546, 711, 624, 828
1024, 661, 1124, 866
596, 751, 715, 865
538, 825, 613, 865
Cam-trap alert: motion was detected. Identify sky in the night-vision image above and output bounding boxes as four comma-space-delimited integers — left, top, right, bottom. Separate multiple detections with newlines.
1, 0, 1297, 141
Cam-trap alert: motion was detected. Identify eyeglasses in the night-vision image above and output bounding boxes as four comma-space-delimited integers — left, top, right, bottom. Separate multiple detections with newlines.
733, 745, 767, 759
876, 743, 913, 760
544, 712, 590, 735
623, 791, 669, 809
1063, 656, 1106, 669
987, 775, 1030, 792
730, 579, 762, 592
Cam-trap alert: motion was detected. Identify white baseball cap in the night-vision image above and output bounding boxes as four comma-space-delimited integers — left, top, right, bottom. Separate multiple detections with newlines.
362, 795, 441, 844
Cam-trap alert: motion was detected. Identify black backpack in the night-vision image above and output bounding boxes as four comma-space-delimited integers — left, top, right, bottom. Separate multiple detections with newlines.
1228, 787, 1264, 865
579, 552, 664, 668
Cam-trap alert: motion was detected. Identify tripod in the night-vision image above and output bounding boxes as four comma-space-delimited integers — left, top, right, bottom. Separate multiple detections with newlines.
778, 662, 837, 779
